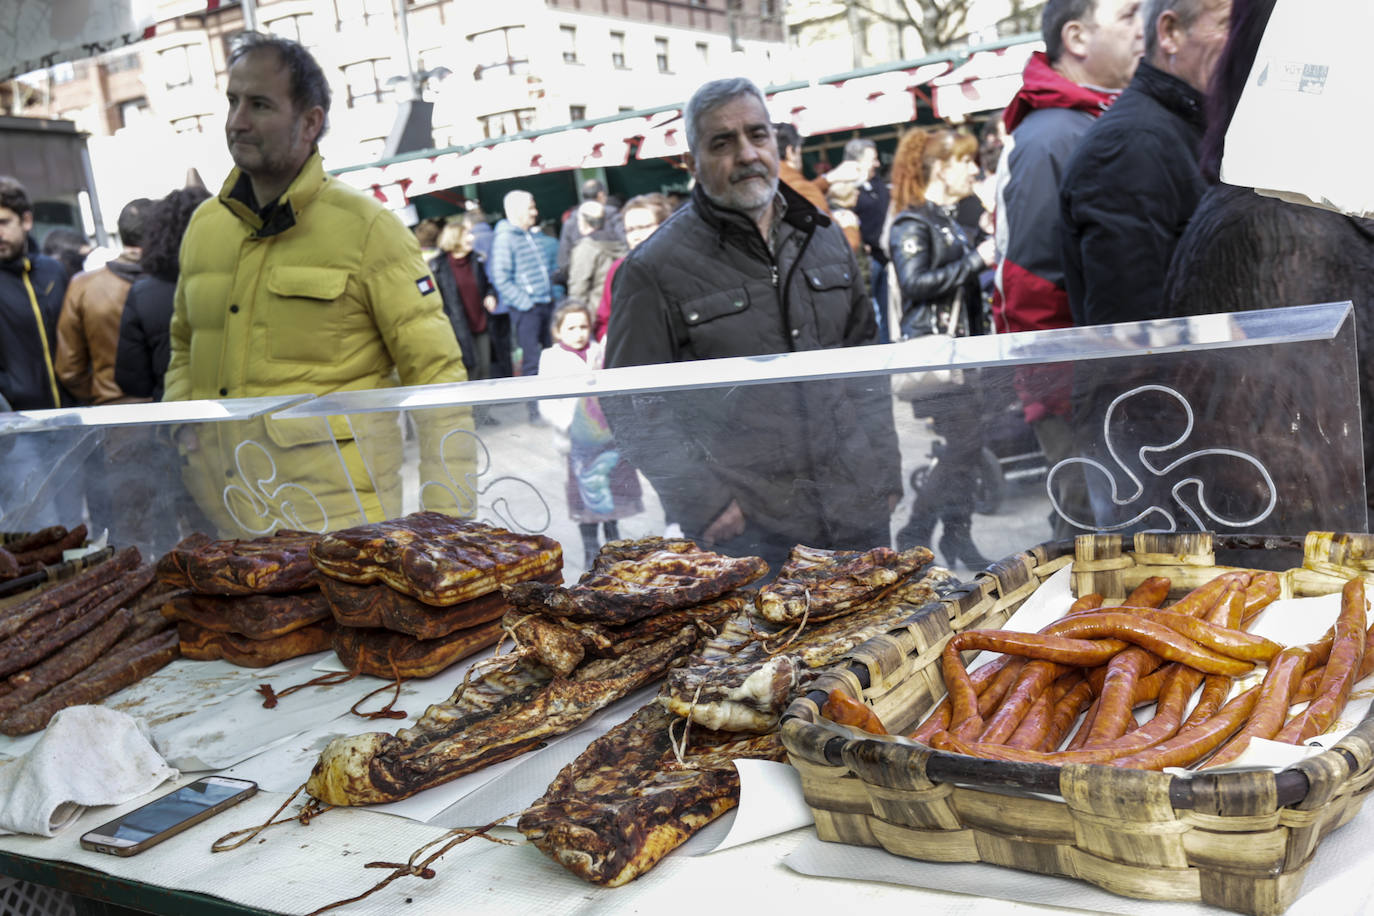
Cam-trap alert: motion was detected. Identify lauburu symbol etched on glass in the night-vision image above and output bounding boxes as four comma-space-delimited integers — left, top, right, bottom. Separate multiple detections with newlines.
223, 439, 330, 535
1047, 385, 1277, 533
420, 427, 551, 534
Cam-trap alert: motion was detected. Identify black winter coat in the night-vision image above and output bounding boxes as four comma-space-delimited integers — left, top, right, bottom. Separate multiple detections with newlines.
0, 243, 70, 410
115, 275, 175, 401
889, 201, 986, 339
427, 252, 483, 376
1061, 62, 1209, 326
604, 181, 901, 551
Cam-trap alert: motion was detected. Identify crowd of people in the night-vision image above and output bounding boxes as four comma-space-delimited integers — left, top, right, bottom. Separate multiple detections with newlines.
2, 0, 1371, 570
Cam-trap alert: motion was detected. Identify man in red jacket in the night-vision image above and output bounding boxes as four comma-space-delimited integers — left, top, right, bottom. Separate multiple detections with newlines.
991, 0, 1143, 536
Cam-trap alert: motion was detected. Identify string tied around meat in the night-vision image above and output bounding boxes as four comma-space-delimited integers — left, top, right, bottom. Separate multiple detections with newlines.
667, 683, 705, 767
300, 813, 523, 916
211, 782, 335, 853
761, 589, 811, 656
349, 650, 409, 720
499, 613, 539, 653
257, 670, 358, 709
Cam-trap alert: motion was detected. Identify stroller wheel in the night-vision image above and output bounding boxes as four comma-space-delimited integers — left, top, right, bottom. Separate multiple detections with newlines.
973, 446, 1004, 515
909, 465, 931, 495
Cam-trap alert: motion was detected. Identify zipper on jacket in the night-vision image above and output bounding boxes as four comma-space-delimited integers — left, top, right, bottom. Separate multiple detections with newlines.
778, 227, 815, 351
22, 265, 62, 408
770, 264, 779, 288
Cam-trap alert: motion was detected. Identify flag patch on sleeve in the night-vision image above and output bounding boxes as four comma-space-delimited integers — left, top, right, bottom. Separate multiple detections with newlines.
416, 276, 436, 295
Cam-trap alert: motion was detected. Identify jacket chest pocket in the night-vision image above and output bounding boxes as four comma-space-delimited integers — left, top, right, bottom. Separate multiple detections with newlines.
676, 286, 756, 356
798, 262, 854, 344
264, 265, 349, 363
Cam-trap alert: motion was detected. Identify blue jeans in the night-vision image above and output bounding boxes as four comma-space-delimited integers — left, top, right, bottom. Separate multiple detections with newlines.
870, 257, 890, 344
513, 301, 554, 378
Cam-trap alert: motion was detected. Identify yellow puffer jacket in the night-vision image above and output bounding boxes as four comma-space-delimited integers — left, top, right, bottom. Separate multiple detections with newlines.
165, 152, 475, 537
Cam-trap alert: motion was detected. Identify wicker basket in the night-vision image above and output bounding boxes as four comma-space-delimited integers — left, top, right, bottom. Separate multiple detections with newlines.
780, 532, 1374, 916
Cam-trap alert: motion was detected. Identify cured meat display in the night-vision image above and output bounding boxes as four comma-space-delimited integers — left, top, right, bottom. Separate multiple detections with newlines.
332, 619, 506, 679
0, 525, 90, 582
310, 512, 566, 682
156, 530, 321, 595
318, 571, 560, 639
754, 543, 934, 624
0, 546, 179, 735
520, 551, 951, 885
519, 704, 786, 887
308, 512, 562, 605
504, 538, 768, 624
161, 590, 332, 639
160, 530, 332, 667
903, 571, 1374, 771
177, 619, 336, 667
305, 535, 755, 807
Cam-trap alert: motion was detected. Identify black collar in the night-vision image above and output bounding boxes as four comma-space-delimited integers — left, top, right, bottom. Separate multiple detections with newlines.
226, 171, 298, 238
1132, 60, 1207, 131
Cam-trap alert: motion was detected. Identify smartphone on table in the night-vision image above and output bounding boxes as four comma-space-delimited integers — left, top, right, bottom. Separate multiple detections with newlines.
79, 776, 258, 857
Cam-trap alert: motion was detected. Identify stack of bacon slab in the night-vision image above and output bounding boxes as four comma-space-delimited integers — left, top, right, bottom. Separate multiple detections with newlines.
0, 546, 177, 735
307, 511, 564, 680
157, 530, 335, 667
304, 536, 764, 806
0, 524, 91, 581
519, 543, 946, 887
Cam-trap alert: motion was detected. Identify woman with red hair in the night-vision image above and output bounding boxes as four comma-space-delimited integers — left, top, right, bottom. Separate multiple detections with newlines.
888, 127, 996, 571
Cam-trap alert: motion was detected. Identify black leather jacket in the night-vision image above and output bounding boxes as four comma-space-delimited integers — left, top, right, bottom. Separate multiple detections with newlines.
889, 201, 985, 339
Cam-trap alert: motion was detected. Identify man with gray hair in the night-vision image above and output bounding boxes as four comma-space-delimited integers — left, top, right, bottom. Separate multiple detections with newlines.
556, 177, 622, 286
490, 188, 555, 417
604, 77, 901, 568
1060, 0, 1232, 326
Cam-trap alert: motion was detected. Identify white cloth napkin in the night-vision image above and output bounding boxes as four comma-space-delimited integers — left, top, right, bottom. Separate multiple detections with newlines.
0, 705, 177, 836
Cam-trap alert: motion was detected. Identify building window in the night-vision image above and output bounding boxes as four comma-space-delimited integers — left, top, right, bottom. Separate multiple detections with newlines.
104, 52, 140, 74
171, 113, 212, 134
341, 58, 394, 107
478, 107, 536, 139
158, 45, 196, 90
610, 31, 626, 69
470, 25, 528, 80
117, 97, 149, 129
655, 37, 670, 73
560, 25, 577, 64
569, 104, 586, 122
267, 13, 316, 45
761, 0, 776, 16
334, 0, 391, 30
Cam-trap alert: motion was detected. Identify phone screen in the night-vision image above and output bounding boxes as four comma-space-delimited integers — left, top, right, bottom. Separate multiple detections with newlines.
99, 779, 249, 844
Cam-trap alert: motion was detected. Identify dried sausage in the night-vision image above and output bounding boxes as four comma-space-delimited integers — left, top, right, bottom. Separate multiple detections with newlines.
1043, 613, 1253, 676
1202, 646, 1311, 768
822, 689, 887, 735
1275, 577, 1367, 743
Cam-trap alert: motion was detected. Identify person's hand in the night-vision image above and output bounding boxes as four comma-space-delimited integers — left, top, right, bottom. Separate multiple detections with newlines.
976, 238, 997, 268
176, 427, 200, 453
701, 499, 745, 547
483, 294, 498, 313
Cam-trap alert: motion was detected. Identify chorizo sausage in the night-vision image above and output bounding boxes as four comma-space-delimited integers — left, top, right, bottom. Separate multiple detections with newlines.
1043, 613, 1253, 676
1202, 646, 1311, 768
1111, 685, 1261, 770
822, 689, 888, 735
1123, 576, 1171, 610
1275, 577, 1367, 744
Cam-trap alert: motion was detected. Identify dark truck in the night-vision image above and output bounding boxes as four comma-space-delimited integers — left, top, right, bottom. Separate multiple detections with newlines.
0, 114, 108, 247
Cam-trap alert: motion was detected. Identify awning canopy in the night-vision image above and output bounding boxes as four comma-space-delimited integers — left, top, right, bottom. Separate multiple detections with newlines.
334, 39, 1039, 209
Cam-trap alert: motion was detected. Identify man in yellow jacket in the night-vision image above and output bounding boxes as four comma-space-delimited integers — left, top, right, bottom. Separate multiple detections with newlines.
165, 32, 473, 537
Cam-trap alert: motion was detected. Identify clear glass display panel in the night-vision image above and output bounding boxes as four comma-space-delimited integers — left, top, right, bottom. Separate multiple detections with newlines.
1, 304, 1364, 581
